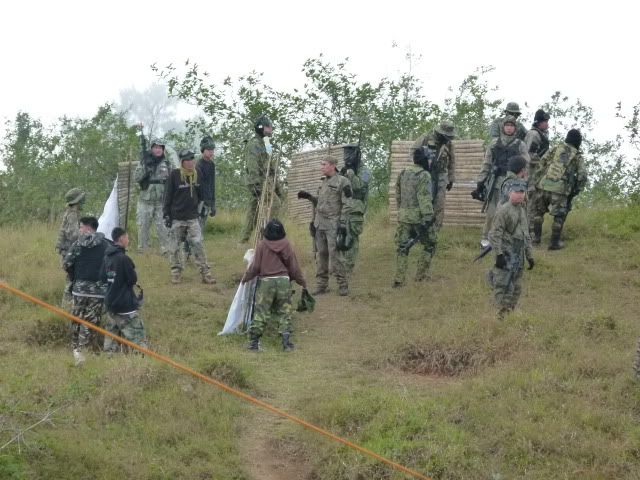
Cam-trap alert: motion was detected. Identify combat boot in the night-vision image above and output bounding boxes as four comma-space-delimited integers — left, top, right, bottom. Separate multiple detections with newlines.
201, 272, 216, 284
548, 229, 564, 250
532, 221, 543, 246
247, 333, 261, 351
171, 272, 182, 284
281, 332, 295, 352
338, 284, 349, 296
312, 286, 329, 295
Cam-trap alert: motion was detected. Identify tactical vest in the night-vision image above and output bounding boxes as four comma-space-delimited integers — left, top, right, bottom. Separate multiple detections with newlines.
544, 144, 575, 183
529, 128, 549, 158
73, 241, 108, 282
491, 138, 521, 176
399, 169, 424, 210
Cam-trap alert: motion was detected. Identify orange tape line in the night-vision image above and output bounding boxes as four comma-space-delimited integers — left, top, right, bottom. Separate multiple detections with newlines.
0, 281, 432, 480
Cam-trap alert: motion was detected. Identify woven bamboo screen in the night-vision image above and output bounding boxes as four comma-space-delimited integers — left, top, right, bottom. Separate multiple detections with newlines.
388, 139, 485, 226
286, 145, 345, 225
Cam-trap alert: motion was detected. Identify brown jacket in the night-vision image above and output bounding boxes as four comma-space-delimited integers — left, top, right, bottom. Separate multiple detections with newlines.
242, 238, 306, 288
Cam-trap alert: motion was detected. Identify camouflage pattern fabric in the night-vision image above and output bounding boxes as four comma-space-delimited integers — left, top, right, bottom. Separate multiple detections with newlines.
395, 165, 434, 225
134, 158, 171, 203
71, 295, 104, 351
536, 143, 587, 195
534, 190, 570, 219
55, 205, 81, 257
136, 200, 169, 253
249, 276, 292, 336
489, 117, 528, 140
169, 219, 211, 275
488, 201, 532, 312
337, 218, 363, 276
313, 174, 352, 230
337, 167, 369, 276
104, 311, 147, 353
393, 222, 437, 285
315, 227, 348, 290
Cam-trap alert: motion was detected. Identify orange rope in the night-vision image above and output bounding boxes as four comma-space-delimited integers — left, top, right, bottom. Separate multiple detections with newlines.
1, 281, 432, 480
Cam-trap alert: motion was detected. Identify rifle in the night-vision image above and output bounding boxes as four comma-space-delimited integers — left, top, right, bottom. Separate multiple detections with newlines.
481, 167, 498, 213
125, 147, 133, 230
138, 132, 153, 191
398, 223, 430, 255
503, 240, 524, 293
472, 244, 492, 262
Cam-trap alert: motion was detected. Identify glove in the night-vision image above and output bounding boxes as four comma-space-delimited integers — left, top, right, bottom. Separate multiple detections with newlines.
417, 222, 431, 238
298, 190, 311, 200
527, 258, 535, 270
337, 223, 348, 238
164, 216, 172, 229
495, 254, 507, 269
210, 207, 216, 217
446, 182, 453, 191
476, 181, 485, 191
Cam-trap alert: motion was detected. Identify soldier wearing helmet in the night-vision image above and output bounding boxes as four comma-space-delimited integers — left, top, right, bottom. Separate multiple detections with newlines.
55, 187, 86, 310
477, 116, 529, 248
239, 114, 283, 244
133, 128, 172, 254
489, 101, 528, 141
412, 120, 457, 229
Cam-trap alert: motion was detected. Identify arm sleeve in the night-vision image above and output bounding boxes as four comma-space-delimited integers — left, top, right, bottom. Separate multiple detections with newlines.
163, 172, 174, 218
447, 144, 456, 183
242, 242, 264, 283
395, 172, 402, 210
134, 161, 148, 183
125, 257, 138, 286
339, 178, 353, 223
283, 243, 306, 288
518, 140, 531, 163
417, 173, 434, 223
477, 141, 495, 182
489, 209, 505, 255
576, 154, 588, 191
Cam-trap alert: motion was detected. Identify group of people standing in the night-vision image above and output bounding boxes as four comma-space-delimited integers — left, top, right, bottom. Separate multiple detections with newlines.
55, 105, 589, 360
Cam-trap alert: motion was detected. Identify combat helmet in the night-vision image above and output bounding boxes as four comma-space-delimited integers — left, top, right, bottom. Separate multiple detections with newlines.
65, 188, 86, 206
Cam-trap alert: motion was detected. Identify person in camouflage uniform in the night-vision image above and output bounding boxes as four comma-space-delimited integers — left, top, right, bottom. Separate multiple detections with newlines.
337, 144, 369, 285
298, 156, 353, 296
489, 101, 528, 141
524, 109, 551, 235
239, 115, 282, 244
532, 129, 587, 250
475, 116, 529, 247
393, 147, 438, 287
488, 179, 534, 319
163, 149, 216, 285
499, 155, 528, 205
412, 121, 457, 229
63, 216, 108, 365
241, 220, 307, 351
55, 188, 85, 309
134, 134, 172, 254
101, 227, 147, 354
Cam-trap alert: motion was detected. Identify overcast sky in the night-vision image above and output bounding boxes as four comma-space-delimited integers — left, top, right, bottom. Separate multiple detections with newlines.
1, 0, 637, 140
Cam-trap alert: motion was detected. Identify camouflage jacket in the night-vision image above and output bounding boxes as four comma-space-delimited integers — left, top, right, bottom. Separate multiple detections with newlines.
536, 142, 587, 195
478, 135, 529, 189
63, 232, 108, 297
244, 134, 272, 187
341, 167, 370, 218
489, 201, 533, 264
413, 131, 456, 184
396, 165, 434, 225
524, 127, 550, 167
134, 155, 172, 203
313, 173, 353, 230
489, 117, 528, 141
55, 205, 81, 256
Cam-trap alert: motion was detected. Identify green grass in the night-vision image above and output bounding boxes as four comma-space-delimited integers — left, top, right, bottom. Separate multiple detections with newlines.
1, 206, 640, 479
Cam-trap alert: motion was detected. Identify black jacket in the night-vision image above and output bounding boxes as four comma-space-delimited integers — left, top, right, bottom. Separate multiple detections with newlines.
102, 244, 139, 314
197, 158, 216, 209
163, 168, 202, 221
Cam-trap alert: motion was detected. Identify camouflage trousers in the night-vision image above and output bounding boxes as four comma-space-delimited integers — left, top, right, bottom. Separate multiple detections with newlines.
71, 295, 104, 351
533, 190, 569, 223
526, 164, 540, 233
491, 266, 523, 311
104, 311, 147, 353
136, 200, 169, 254
433, 178, 448, 230
315, 226, 348, 289
250, 276, 292, 337
482, 188, 500, 240
394, 222, 437, 285
336, 218, 363, 278
240, 186, 281, 243
169, 219, 211, 275
60, 257, 73, 311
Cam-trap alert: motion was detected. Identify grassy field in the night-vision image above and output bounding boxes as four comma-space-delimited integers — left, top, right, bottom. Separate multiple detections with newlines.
1, 206, 640, 479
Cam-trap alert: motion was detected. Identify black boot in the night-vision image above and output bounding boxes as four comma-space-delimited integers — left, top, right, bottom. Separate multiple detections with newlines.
532, 220, 542, 246
548, 221, 564, 250
281, 332, 295, 352
247, 333, 261, 351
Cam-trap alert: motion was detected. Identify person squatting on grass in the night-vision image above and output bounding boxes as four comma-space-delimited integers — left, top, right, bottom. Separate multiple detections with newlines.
63, 216, 108, 365
101, 227, 148, 354
241, 219, 307, 352
488, 179, 535, 319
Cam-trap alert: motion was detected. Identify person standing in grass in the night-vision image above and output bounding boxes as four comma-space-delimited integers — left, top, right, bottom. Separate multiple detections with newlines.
56, 187, 85, 310
241, 219, 307, 352
63, 216, 108, 365
102, 227, 148, 354
488, 179, 534, 319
